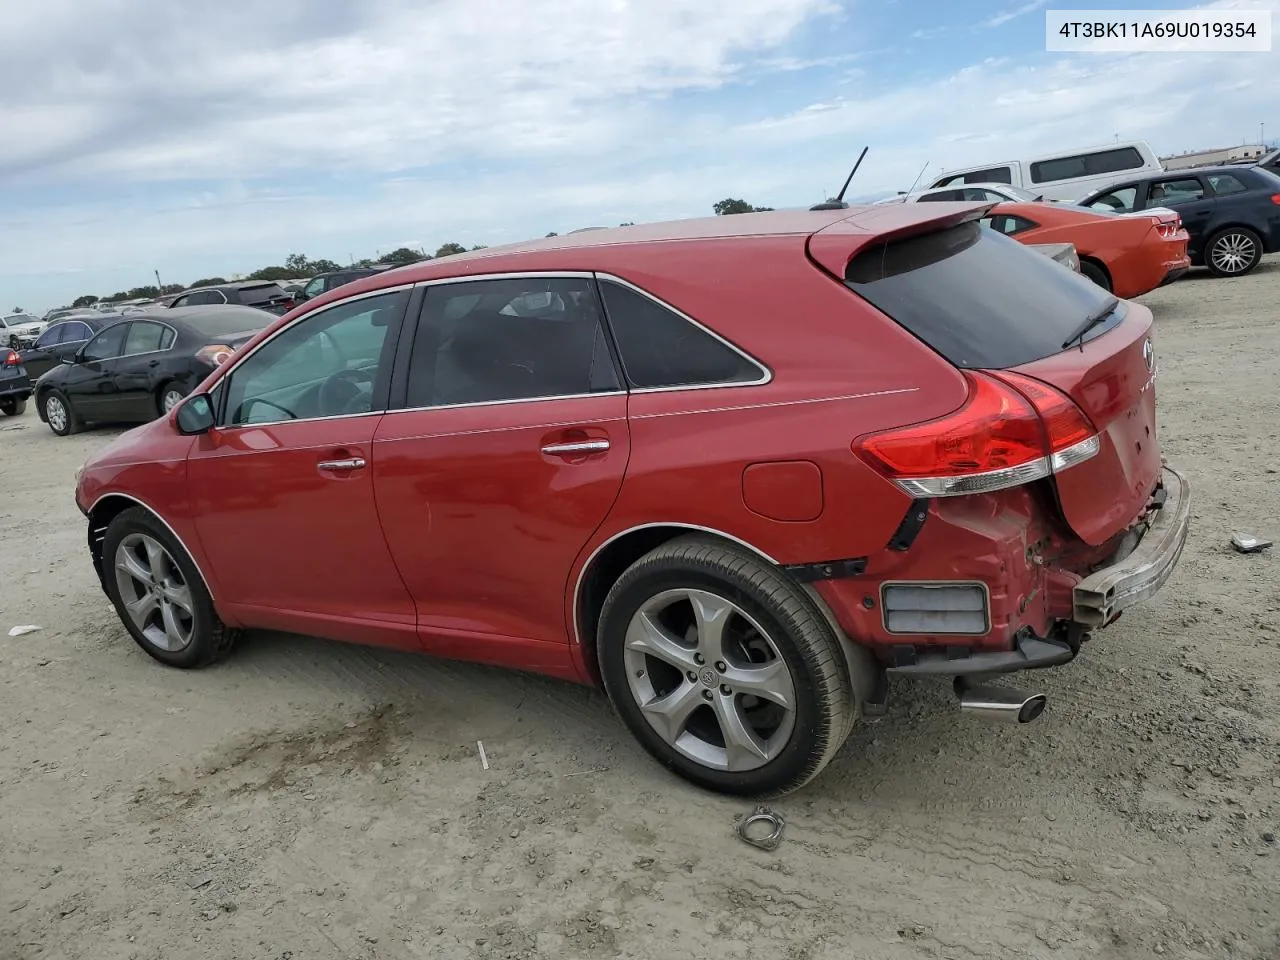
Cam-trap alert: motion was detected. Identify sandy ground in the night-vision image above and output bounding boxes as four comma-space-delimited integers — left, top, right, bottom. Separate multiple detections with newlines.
1, 261, 1278, 960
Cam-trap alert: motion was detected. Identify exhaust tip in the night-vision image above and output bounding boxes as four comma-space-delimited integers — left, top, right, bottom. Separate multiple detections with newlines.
956, 682, 1047, 724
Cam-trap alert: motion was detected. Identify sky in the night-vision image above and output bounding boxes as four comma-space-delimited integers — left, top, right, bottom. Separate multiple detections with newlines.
0, 0, 1273, 311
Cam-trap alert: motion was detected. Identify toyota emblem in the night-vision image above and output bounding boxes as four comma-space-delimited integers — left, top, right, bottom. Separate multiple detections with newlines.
1142, 339, 1154, 371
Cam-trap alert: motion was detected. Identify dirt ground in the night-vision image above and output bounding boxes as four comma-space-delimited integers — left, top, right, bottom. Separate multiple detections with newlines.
2, 261, 1277, 960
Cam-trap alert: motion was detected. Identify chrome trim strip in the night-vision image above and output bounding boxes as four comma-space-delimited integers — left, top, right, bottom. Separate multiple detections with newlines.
570, 523, 781, 651
381, 390, 627, 416
374, 414, 626, 444
86, 492, 215, 596
414, 271, 596, 286
318, 457, 367, 471
542, 440, 610, 455
593, 272, 773, 390
213, 410, 384, 431
630, 387, 920, 419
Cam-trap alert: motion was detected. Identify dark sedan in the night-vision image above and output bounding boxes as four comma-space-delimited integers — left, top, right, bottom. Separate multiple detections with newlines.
167, 281, 296, 314
1079, 165, 1280, 277
1, 347, 32, 416
34, 306, 272, 436
18, 313, 127, 380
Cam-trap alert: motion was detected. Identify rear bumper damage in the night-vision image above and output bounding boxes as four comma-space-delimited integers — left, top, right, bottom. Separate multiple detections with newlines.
1072, 464, 1190, 628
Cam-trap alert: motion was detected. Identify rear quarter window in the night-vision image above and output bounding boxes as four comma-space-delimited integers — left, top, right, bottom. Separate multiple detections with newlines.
843, 221, 1123, 369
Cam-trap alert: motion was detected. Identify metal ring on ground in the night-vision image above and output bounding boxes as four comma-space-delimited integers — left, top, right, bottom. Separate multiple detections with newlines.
736, 805, 785, 850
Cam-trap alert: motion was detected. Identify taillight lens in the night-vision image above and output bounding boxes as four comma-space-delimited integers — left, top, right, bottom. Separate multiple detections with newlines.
3, 349, 20, 367
852, 370, 1099, 498
1271, 194, 1280, 206
195, 344, 235, 366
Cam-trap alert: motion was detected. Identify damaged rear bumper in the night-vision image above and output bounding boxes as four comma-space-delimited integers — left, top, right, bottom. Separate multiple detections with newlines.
1072, 465, 1191, 628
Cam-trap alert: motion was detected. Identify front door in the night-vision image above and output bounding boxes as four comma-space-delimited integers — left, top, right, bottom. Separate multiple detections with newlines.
185, 288, 419, 648
61, 322, 128, 417
372, 275, 630, 673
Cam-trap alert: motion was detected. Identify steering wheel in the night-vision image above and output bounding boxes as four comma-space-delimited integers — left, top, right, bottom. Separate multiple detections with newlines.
318, 368, 375, 417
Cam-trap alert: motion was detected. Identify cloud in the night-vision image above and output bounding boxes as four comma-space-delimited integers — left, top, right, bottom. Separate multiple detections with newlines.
984, 0, 1051, 28
1, 0, 1277, 307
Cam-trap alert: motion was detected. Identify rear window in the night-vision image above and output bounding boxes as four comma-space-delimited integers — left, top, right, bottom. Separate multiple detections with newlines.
239, 283, 287, 303
186, 308, 272, 337
843, 221, 1123, 369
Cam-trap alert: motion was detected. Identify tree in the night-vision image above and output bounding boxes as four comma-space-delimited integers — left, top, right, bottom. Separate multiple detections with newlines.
72, 295, 98, 308
469, 244, 488, 251
309, 259, 341, 274
713, 198, 774, 216
105, 292, 129, 302
434, 242, 467, 258
545, 231, 559, 237
380, 247, 425, 266
189, 277, 227, 288
161, 284, 185, 294
619, 222, 636, 227
126, 285, 159, 299
245, 266, 295, 282
283, 253, 312, 275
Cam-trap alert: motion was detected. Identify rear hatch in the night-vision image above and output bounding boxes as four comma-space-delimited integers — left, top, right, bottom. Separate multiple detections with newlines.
836, 214, 1161, 546
238, 282, 295, 314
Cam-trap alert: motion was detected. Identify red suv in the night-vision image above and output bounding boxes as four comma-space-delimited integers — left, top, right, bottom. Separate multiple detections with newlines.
75, 205, 1190, 795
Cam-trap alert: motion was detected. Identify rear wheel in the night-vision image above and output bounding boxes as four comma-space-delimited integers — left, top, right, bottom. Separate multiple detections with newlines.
598, 536, 855, 796
40, 389, 79, 436
1080, 260, 1112, 291
0, 397, 26, 416
1205, 227, 1262, 277
102, 506, 239, 668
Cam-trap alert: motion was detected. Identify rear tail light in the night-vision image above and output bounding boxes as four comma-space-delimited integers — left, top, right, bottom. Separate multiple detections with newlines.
1156, 221, 1182, 239
1271, 194, 1280, 206
195, 344, 235, 366
3, 349, 20, 367
852, 370, 1100, 498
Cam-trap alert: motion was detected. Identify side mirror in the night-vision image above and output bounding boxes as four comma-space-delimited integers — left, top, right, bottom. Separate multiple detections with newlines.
176, 394, 215, 435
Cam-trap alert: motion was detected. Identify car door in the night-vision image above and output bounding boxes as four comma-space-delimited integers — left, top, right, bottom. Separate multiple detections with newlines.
372, 274, 630, 673
61, 322, 128, 417
1141, 175, 1214, 256
21, 322, 80, 379
113, 319, 176, 419
184, 287, 419, 647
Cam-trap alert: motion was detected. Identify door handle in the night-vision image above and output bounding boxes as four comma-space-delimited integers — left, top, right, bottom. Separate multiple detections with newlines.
541, 439, 610, 456
317, 457, 367, 471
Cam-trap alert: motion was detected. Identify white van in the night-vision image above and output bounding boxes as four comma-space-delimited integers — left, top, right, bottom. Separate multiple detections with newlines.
927, 141, 1163, 202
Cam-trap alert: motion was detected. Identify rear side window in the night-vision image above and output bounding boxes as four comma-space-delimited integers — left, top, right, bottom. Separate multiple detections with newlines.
1207, 173, 1248, 195
963, 167, 1013, 184
1150, 178, 1205, 204
239, 284, 287, 304
843, 221, 1123, 369
1030, 147, 1145, 184
597, 280, 765, 389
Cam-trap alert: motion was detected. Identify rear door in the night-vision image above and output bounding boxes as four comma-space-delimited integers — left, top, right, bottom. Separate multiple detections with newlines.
373, 274, 629, 669
1140, 175, 1214, 255
112, 319, 176, 419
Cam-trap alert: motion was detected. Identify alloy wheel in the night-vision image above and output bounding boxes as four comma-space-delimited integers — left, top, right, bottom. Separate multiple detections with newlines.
622, 588, 797, 772
45, 396, 68, 433
1210, 231, 1257, 275
162, 389, 184, 412
113, 533, 196, 652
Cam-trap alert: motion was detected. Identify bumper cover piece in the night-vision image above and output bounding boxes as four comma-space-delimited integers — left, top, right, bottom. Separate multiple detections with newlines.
886, 631, 1075, 677
1072, 465, 1190, 628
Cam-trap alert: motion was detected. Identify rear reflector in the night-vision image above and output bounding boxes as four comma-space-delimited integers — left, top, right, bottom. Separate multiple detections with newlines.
882, 582, 989, 634
853, 370, 1099, 498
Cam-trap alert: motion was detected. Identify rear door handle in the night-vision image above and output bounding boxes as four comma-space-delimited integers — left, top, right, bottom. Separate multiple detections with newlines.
318, 457, 367, 471
541, 440, 610, 456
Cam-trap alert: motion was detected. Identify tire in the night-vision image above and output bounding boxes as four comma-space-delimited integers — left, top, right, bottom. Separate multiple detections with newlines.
102, 506, 240, 668
598, 535, 855, 796
0, 397, 26, 416
1080, 260, 1111, 292
1205, 226, 1262, 277
40, 389, 80, 436
157, 382, 188, 416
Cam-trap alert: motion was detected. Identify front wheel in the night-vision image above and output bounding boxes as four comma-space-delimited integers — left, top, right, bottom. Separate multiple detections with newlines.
598, 536, 855, 796
1205, 227, 1262, 277
0, 397, 26, 416
40, 389, 79, 436
102, 506, 240, 668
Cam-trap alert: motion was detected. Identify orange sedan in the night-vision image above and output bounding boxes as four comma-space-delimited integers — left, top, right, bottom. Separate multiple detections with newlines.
983, 202, 1191, 298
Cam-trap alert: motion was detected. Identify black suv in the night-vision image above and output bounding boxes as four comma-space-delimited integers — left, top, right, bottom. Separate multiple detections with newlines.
1080, 165, 1280, 277
295, 264, 400, 303
167, 281, 296, 314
